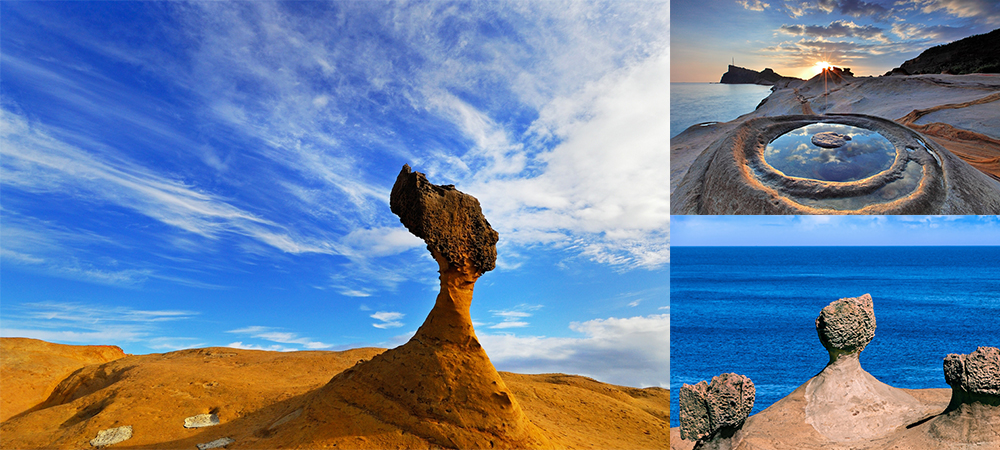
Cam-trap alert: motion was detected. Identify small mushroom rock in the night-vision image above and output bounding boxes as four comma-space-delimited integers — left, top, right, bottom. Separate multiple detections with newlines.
679, 373, 755, 445
943, 346, 1000, 407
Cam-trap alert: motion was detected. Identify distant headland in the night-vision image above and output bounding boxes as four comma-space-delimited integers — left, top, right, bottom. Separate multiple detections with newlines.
719, 65, 802, 85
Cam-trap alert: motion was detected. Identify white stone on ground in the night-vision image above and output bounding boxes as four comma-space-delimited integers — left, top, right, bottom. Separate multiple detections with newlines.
184, 413, 220, 428
89, 425, 132, 447
197, 437, 235, 450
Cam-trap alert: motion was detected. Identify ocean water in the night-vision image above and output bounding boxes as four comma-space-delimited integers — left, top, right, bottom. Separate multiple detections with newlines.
670, 83, 773, 137
670, 246, 1000, 426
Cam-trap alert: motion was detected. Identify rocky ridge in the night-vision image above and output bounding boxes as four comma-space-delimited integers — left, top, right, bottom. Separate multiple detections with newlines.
888, 28, 1000, 76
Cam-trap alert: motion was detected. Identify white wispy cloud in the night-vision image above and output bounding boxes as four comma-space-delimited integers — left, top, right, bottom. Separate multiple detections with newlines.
225, 326, 333, 350
1, 107, 337, 255
175, 1, 671, 271
371, 311, 405, 329
479, 314, 670, 388
487, 304, 543, 329
0, 302, 199, 346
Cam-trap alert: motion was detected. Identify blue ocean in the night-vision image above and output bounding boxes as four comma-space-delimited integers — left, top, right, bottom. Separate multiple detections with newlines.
669, 246, 1000, 426
670, 83, 773, 137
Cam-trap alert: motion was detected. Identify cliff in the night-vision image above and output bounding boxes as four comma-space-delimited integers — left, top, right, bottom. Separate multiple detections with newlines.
888, 28, 1000, 75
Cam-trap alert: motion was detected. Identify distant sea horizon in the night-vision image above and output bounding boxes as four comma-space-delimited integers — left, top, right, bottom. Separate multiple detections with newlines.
670, 245, 1000, 427
670, 82, 772, 138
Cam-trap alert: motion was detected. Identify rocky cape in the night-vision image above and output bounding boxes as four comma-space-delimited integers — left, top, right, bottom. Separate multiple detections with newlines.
0, 167, 670, 449
719, 65, 801, 85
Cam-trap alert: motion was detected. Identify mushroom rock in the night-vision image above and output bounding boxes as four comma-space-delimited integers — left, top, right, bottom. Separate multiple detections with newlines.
679, 373, 755, 449
804, 294, 933, 442
318, 165, 550, 449
924, 346, 1000, 444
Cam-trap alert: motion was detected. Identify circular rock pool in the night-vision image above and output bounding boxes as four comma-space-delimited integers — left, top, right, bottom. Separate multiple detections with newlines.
764, 123, 895, 182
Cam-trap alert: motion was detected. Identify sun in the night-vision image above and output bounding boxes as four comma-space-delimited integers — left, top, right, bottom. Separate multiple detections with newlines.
814, 61, 833, 73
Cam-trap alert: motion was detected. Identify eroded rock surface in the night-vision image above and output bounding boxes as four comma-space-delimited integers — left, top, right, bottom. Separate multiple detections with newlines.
390, 164, 498, 275
815, 293, 876, 363
319, 165, 549, 449
944, 346, 1000, 396
679, 373, 755, 444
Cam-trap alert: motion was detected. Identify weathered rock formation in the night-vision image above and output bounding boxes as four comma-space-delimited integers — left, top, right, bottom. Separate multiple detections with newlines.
943, 346, 1000, 401
317, 165, 550, 449
671, 294, 973, 450
804, 295, 931, 442
720, 65, 799, 85
671, 113, 1000, 214
887, 28, 1000, 76
883, 346, 1000, 448
672, 68, 1000, 212
679, 373, 755, 449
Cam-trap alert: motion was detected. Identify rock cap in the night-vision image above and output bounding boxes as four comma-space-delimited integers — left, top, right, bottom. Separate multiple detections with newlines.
816, 293, 876, 362
390, 165, 498, 274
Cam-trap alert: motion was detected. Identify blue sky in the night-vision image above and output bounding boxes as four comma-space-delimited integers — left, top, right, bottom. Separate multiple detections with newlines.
0, 2, 670, 387
672, 0, 1000, 81
673, 215, 1000, 246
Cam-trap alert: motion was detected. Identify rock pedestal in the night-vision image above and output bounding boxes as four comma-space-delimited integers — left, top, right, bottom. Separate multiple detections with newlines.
320, 165, 549, 449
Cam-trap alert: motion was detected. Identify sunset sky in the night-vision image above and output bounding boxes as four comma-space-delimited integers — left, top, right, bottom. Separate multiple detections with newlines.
1, 2, 670, 387
672, 0, 1000, 81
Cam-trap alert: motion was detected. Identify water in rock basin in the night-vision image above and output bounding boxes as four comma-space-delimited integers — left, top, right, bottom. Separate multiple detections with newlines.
764, 124, 896, 182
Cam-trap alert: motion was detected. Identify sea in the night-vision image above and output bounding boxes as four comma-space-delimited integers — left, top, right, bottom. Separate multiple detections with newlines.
670, 83, 773, 137
669, 246, 1000, 427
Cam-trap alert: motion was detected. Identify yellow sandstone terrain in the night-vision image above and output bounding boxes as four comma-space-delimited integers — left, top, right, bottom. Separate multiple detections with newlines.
0, 338, 669, 449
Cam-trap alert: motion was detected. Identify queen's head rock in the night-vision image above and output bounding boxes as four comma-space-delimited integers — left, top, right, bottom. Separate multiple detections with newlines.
679, 373, 755, 447
815, 293, 875, 364
316, 165, 549, 449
